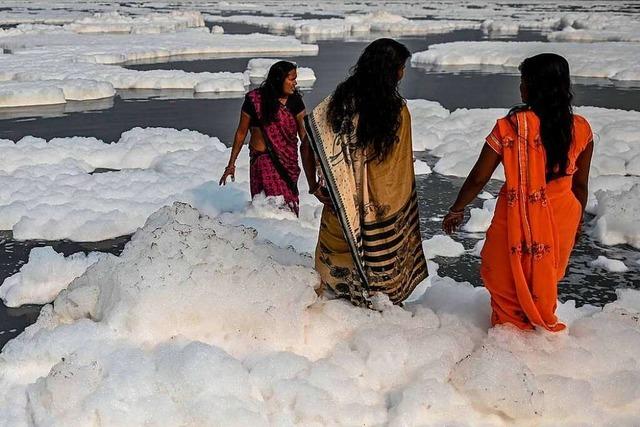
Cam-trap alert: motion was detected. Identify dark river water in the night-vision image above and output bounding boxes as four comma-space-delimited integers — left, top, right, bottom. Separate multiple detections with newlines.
0, 23, 639, 348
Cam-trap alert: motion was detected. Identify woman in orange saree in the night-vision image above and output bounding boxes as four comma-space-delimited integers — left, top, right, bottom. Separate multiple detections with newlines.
443, 53, 594, 331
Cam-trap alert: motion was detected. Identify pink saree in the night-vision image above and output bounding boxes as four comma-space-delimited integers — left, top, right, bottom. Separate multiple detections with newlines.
246, 89, 301, 215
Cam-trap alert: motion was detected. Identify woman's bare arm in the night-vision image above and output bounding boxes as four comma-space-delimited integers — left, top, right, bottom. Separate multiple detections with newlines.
219, 111, 251, 185
443, 144, 501, 234
571, 140, 594, 215
296, 111, 332, 207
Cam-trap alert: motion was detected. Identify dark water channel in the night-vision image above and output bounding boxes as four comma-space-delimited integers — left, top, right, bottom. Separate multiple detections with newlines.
0, 24, 639, 348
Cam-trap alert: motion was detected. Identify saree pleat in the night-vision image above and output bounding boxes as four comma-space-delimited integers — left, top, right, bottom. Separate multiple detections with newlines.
305, 97, 428, 306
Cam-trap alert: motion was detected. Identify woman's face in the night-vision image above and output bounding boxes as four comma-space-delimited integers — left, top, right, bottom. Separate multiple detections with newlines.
282, 69, 298, 96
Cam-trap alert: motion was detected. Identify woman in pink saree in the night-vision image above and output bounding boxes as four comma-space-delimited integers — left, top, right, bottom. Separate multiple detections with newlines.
219, 61, 308, 215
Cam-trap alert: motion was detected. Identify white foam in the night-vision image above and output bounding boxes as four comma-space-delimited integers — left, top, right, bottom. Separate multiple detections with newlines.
413, 159, 432, 175
1, 202, 640, 425
0, 11, 317, 107
470, 238, 485, 257
245, 58, 316, 87
592, 184, 640, 249
480, 19, 519, 36
548, 27, 640, 43
0, 128, 230, 241
422, 234, 466, 259
463, 199, 497, 233
0, 79, 115, 108
412, 41, 640, 82
0, 246, 110, 307
590, 255, 629, 273
209, 11, 480, 40
63, 10, 204, 34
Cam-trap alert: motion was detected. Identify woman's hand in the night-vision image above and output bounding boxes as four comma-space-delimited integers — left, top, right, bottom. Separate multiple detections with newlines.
442, 209, 465, 235
219, 165, 235, 185
310, 183, 333, 211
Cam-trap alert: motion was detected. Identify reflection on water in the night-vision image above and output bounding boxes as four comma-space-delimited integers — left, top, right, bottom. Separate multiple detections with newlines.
116, 89, 247, 101
413, 64, 640, 90
120, 49, 316, 67
0, 97, 114, 121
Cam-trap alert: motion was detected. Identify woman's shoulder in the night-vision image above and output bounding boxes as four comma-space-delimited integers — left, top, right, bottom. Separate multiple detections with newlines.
573, 114, 593, 148
572, 113, 591, 128
494, 112, 519, 134
246, 88, 260, 97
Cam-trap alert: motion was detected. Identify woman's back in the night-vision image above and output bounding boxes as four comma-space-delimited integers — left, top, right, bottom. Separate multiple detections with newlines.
363, 105, 415, 217
487, 110, 593, 180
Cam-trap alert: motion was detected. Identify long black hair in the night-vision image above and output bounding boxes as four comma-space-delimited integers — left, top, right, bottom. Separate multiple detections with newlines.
510, 53, 574, 180
327, 38, 411, 162
259, 60, 299, 123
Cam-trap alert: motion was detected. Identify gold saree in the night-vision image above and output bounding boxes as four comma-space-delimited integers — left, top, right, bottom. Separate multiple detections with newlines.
304, 98, 428, 306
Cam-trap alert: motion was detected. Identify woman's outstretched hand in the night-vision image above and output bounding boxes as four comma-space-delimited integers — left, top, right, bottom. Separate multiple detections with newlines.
442, 210, 465, 235
219, 165, 235, 185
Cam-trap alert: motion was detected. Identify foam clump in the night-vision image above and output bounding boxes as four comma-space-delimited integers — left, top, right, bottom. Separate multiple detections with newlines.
592, 184, 640, 249
0, 127, 232, 241
211, 11, 480, 40
0, 11, 317, 107
412, 41, 640, 82
590, 255, 630, 273
1, 202, 640, 425
63, 10, 204, 34
0, 79, 115, 108
422, 234, 466, 259
0, 247, 111, 307
413, 159, 432, 175
463, 198, 497, 233
480, 19, 519, 35
245, 58, 316, 87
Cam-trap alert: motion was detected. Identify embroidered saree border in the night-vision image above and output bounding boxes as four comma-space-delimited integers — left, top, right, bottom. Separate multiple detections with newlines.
304, 112, 370, 291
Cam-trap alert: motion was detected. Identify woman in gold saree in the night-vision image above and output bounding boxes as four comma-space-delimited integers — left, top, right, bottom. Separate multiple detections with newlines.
302, 39, 428, 307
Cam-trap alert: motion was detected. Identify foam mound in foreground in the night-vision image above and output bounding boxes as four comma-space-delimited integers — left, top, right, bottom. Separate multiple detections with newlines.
1, 202, 640, 426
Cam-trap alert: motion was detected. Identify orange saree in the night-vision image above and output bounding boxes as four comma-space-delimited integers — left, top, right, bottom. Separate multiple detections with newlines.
481, 110, 592, 331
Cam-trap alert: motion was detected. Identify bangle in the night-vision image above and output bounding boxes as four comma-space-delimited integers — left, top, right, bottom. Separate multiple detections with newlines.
448, 207, 464, 215
225, 164, 235, 171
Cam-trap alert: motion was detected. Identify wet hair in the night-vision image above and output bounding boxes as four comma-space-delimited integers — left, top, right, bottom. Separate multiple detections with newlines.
259, 60, 299, 123
327, 38, 411, 162
509, 53, 574, 181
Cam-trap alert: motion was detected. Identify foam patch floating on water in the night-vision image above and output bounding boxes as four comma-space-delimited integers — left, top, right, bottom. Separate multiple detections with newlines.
422, 234, 466, 259
0, 246, 111, 307
245, 58, 316, 87
590, 255, 629, 273
411, 41, 640, 82
0, 11, 317, 107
